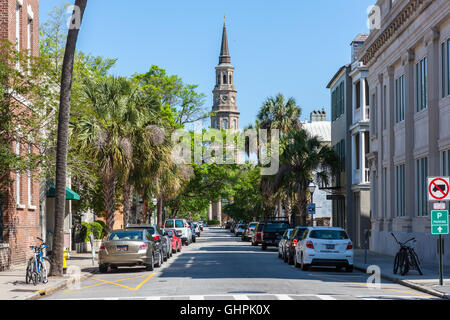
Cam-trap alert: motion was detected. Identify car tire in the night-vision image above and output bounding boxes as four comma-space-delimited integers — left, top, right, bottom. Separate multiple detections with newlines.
301, 254, 310, 271
145, 255, 154, 271
110, 265, 118, 272
288, 252, 294, 265
345, 266, 354, 273
155, 251, 163, 268
99, 264, 108, 273
278, 250, 282, 259
261, 243, 267, 251
294, 254, 301, 268
283, 251, 288, 263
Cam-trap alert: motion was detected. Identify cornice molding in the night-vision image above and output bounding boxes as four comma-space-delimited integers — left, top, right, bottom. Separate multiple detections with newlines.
361, 0, 432, 66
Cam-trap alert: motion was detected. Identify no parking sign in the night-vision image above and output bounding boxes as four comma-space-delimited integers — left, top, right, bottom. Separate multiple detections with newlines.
428, 177, 450, 201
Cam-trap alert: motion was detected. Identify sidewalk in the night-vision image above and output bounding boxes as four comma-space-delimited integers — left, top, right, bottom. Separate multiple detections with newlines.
354, 249, 450, 299
0, 252, 98, 300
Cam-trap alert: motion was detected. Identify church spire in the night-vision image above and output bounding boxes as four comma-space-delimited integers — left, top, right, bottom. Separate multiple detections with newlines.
219, 18, 230, 65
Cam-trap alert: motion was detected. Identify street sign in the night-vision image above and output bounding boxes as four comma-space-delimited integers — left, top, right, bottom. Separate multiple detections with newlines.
431, 210, 449, 235
307, 203, 316, 215
433, 202, 446, 210
428, 177, 450, 201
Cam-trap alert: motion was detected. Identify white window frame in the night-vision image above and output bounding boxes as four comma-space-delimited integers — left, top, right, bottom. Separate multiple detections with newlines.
16, 141, 25, 209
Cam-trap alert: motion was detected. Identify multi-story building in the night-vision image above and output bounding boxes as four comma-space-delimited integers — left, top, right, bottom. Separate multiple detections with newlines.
349, 34, 372, 248
326, 64, 354, 241
0, 0, 40, 269
358, 0, 450, 263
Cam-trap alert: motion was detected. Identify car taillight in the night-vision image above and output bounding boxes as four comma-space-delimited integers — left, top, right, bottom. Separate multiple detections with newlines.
346, 241, 353, 250
293, 239, 298, 247
185, 223, 187, 227
306, 241, 314, 249
153, 235, 160, 240
99, 245, 105, 251
139, 244, 148, 250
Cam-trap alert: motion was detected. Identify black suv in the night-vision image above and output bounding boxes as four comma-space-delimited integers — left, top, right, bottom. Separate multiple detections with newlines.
285, 226, 308, 265
261, 221, 290, 250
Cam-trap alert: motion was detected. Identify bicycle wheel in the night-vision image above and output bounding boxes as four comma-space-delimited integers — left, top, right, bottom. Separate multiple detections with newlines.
393, 252, 401, 274
25, 259, 33, 284
399, 250, 409, 276
30, 260, 38, 286
39, 257, 50, 284
410, 250, 423, 276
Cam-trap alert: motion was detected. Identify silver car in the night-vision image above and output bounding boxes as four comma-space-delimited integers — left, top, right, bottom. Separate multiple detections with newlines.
98, 229, 157, 273
242, 222, 258, 241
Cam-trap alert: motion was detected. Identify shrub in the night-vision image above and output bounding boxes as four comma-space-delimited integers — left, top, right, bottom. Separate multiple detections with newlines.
207, 220, 220, 226
90, 222, 103, 239
79, 221, 106, 242
94, 220, 107, 238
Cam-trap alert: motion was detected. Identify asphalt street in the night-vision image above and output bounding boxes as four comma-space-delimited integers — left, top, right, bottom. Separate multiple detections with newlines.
44, 227, 441, 300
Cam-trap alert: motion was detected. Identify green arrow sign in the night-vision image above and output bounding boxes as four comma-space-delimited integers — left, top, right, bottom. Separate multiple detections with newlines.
431, 210, 449, 235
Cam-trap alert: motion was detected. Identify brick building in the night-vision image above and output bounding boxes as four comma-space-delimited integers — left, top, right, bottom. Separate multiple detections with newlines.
0, 0, 40, 269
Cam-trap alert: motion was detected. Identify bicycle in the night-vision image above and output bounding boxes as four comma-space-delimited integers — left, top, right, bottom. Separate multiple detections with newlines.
25, 238, 50, 286
391, 233, 423, 276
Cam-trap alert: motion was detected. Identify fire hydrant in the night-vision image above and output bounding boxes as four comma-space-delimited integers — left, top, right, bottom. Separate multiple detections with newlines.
63, 249, 69, 275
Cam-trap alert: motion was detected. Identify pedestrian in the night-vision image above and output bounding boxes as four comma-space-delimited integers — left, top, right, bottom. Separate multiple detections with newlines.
88, 232, 95, 266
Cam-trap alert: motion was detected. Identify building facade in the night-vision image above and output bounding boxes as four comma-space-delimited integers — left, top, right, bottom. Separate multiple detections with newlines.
0, 0, 40, 268
358, 0, 450, 263
349, 34, 372, 248
326, 65, 355, 242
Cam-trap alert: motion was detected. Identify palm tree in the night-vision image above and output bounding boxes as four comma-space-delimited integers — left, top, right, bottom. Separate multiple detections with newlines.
257, 93, 302, 135
74, 76, 138, 233
52, 0, 88, 277
278, 129, 340, 226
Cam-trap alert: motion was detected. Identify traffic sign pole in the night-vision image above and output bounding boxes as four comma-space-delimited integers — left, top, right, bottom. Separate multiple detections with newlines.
438, 235, 443, 286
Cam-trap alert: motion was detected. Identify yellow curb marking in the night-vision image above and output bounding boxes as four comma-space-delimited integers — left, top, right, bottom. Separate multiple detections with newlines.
91, 273, 155, 291
63, 273, 155, 292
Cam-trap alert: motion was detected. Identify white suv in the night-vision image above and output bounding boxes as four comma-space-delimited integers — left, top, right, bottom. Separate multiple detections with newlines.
295, 227, 353, 272
163, 219, 192, 246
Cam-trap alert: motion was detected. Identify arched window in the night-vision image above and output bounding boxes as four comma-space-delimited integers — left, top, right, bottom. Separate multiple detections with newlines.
229, 74, 232, 84
223, 119, 228, 129
233, 119, 237, 129
217, 74, 220, 85
223, 74, 227, 84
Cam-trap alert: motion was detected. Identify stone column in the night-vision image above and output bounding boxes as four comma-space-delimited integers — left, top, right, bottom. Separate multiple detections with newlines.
377, 74, 385, 231
403, 49, 415, 232
208, 202, 213, 221
386, 66, 395, 231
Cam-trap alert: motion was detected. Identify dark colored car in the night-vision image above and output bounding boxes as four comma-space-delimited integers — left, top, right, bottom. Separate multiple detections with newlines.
126, 224, 171, 264
251, 223, 265, 246
285, 226, 308, 265
261, 221, 290, 250
234, 224, 247, 236
230, 222, 237, 233
224, 222, 232, 229
278, 228, 294, 259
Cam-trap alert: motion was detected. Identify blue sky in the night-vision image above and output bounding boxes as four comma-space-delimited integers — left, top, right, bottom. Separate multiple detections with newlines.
39, 0, 374, 128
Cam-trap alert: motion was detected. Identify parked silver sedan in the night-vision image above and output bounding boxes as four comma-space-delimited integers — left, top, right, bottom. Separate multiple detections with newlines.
98, 229, 157, 273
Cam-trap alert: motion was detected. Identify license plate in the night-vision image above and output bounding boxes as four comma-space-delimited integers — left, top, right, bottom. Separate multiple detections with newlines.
117, 245, 128, 252
326, 244, 335, 250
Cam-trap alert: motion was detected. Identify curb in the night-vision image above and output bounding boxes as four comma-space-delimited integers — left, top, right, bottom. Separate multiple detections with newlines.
354, 264, 449, 300
25, 267, 98, 300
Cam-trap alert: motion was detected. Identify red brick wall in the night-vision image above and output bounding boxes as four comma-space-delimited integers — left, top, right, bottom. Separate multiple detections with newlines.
0, 0, 40, 268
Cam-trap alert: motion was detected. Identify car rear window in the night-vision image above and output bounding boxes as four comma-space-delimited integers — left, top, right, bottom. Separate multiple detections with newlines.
249, 223, 258, 228
256, 224, 265, 231
108, 231, 143, 241
264, 223, 290, 232
165, 220, 174, 228
309, 230, 349, 240
175, 220, 185, 228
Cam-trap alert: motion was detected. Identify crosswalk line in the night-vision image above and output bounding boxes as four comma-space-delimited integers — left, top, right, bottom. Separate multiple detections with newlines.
233, 294, 250, 300
275, 294, 293, 300
316, 295, 337, 300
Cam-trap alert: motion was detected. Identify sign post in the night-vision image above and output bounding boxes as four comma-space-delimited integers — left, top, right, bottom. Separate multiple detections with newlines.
428, 177, 449, 286
430, 209, 449, 286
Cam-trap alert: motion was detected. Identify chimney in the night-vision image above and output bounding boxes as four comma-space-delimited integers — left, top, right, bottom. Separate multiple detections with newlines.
351, 34, 368, 62
310, 109, 327, 122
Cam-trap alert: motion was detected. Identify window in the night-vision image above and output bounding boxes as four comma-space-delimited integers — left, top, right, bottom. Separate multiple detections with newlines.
223, 119, 228, 129
355, 80, 361, 109
442, 39, 450, 98
442, 150, 450, 176
217, 74, 220, 85
233, 119, 237, 130
383, 168, 387, 218
16, 141, 22, 207
27, 144, 34, 208
395, 165, 405, 217
229, 74, 232, 84
309, 230, 348, 240
355, 134, 360, 170
223, 74, 227, 84
331, 82, 345, 121
416, 57, 428, 112
372, 89, 378, 136
383, 85, 387, 130
395, 75, 405, 123
365, 79, 370, 107
416, 157, 428, 216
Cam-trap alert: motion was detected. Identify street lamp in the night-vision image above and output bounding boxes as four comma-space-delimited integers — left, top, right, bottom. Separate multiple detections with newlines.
307, 181, 316, 203
152, 198, 157, 225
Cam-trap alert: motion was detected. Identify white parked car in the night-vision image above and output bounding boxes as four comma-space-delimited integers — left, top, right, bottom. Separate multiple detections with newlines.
163, 219, 192, 246
295, 227, 353, 272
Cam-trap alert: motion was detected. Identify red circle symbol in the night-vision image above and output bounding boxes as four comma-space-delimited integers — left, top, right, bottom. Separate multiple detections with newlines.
429, 178, 450, 200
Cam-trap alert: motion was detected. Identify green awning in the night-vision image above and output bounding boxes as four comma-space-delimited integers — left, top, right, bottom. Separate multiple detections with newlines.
46, 183, 80, 200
